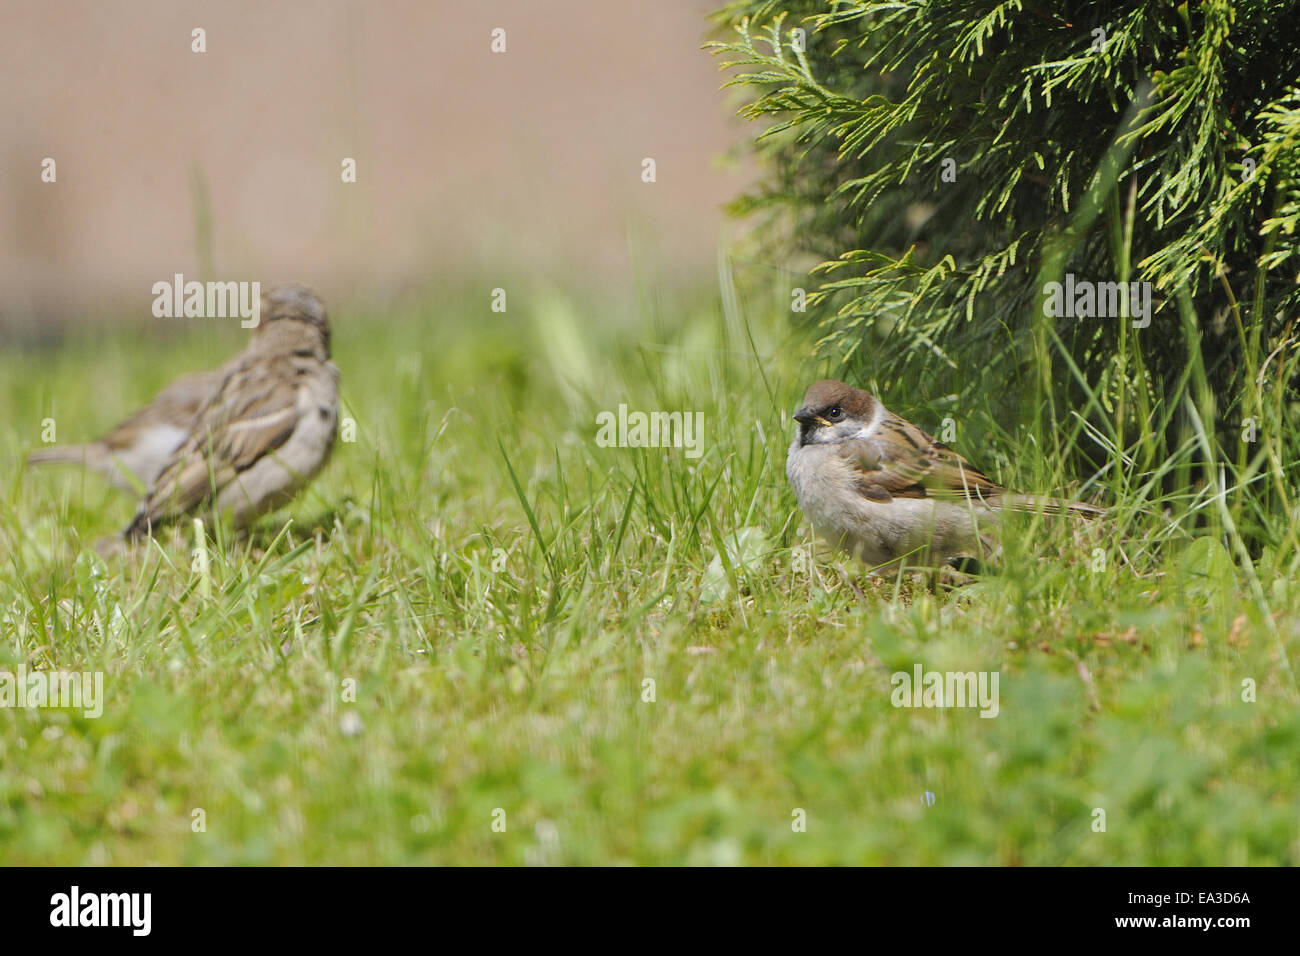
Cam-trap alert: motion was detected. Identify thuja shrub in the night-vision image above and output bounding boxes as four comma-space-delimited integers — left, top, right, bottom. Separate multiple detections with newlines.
712, 1, 1300, 545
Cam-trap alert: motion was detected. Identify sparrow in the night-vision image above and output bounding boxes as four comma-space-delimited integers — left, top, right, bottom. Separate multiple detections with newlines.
786, 379, 1101, 569
123, 283, 340, 541
27, 368, 222, 491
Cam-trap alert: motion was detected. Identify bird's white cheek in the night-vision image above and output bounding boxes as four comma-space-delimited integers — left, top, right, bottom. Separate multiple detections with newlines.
799, 426, 839, 446
836, 421, 875, 442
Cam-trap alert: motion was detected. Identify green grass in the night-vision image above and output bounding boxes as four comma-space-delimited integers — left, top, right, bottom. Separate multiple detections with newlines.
0, 273, 1296, 865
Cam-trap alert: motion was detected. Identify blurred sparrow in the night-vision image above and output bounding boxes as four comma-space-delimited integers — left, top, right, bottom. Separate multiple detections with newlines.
123, 283, 340, 541
786, 379, 1101, 569
28, 368, 222, 491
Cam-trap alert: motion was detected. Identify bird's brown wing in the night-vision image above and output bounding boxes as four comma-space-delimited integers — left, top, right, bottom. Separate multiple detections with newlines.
101, 368, 223, 452
836, 412, 1003, 503
126, 356, 300, 536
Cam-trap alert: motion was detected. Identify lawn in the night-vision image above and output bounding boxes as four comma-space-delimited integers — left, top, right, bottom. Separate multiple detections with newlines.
1, 274, 1296, 865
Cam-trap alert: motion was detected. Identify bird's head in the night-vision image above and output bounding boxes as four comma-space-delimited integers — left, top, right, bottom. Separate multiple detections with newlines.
792, 379, 877, 446
255, 283, 331, 353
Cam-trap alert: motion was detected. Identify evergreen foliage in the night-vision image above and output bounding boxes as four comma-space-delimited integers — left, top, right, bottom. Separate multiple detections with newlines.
712, 1, 1300, 547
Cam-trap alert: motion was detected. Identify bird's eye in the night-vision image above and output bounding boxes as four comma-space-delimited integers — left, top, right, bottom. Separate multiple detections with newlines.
826, 406, 844, 422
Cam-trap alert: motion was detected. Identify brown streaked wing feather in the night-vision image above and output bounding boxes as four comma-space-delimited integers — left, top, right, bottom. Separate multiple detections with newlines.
837, 413, 1004, 503
138, 443, 238, 523
925, 442, 1003, 498
134, 356, 300, 526
210, 377, 300, 471
101, 368, 222, 452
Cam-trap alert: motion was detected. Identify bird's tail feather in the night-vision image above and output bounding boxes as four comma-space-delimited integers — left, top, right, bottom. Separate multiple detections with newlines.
1000, 494, 1104, 517
27, 445, 103, 467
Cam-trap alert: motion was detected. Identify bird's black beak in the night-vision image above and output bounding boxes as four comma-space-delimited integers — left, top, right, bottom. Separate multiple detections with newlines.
793, 407, 825, 447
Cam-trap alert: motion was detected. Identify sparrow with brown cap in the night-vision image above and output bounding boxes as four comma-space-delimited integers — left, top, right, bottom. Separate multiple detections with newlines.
786, 379, 1101, 569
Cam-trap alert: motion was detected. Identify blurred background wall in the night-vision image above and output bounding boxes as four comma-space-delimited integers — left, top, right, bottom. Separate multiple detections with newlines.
0, 0, 750, 332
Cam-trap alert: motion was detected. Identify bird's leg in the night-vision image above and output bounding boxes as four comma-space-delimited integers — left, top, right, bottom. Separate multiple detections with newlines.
839, 567, 869, 605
